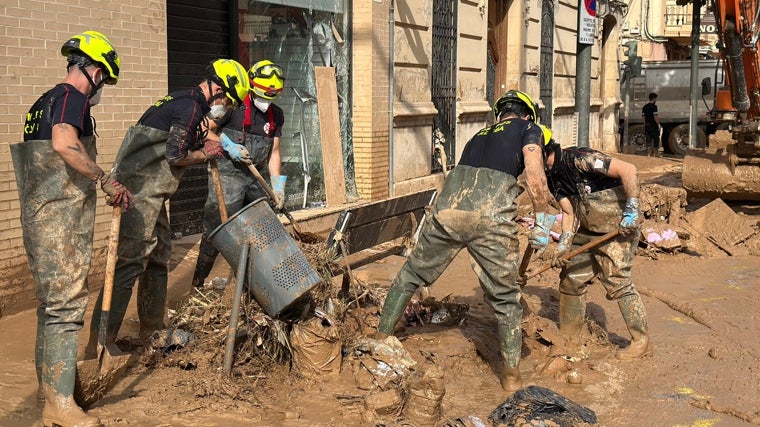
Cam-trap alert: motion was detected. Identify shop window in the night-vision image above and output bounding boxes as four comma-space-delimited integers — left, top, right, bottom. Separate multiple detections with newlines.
237, 0, 354, 209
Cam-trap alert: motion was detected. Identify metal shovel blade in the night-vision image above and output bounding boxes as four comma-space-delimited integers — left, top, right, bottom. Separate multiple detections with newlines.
74, 207, 131, 408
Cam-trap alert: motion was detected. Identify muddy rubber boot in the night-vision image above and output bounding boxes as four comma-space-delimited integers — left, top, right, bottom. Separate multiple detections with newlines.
615, 292, 653, 360
42, 331, 102, 427
498, 322, 523, 394
137, 264, 167, 340
35, 310, 46, 408
191, 252, 216, 289
376, 286, 413, 338
559, 293, 586, 338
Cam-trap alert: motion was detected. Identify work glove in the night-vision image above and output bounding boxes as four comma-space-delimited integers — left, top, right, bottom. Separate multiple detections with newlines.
100, 173, 134, 211
218, 133, 251, 164
619, 197, 640, 235
201, 138, 224, 160
552, 231, 576, 268
529, 212, 556, 256
270, 175, 287, 210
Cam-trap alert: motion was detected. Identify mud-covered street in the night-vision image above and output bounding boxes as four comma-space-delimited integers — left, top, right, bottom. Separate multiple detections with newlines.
1, 153, 759, 426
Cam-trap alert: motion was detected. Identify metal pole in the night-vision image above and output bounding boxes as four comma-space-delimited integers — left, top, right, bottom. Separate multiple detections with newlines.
689, 1, 701, 148
623, 73, 632, 150
576, 0, 594, 148
223, 242, 249, 375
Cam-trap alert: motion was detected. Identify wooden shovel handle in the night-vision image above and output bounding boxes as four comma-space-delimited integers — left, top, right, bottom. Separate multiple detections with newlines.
101, 207, 122, 313
527, 229, 620, 279
210, 159, 228, 222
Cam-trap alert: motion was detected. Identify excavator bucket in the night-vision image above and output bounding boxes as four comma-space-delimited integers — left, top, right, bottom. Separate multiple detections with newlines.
682, 131, 760, 201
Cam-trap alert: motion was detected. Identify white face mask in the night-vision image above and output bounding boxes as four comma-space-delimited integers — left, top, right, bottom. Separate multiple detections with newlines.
253, 98, 271, 113
209, 104, 228, 120
89, 86, 104, 106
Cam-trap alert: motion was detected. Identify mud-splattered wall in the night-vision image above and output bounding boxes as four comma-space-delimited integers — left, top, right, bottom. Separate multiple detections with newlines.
0, 0, 168, 317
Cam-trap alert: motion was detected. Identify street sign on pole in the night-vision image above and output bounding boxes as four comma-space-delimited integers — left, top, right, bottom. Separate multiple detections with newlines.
579, 0, 596, 45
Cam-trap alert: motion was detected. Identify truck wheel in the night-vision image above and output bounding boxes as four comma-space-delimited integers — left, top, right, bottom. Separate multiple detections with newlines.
627, 125, 648, 154
668, 124, 706, 155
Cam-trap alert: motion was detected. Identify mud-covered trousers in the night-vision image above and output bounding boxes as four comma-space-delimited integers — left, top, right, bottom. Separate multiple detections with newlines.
11, 138, 97, 384
387, 165, 522, 366
197, 155, 267, 263
559, 226, 640, 300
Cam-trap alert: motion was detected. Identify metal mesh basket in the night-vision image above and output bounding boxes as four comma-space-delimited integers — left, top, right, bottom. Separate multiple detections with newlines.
209, 198, 321, 316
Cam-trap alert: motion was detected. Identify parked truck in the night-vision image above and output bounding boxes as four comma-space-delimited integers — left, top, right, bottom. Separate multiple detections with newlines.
620, 59, 736, 155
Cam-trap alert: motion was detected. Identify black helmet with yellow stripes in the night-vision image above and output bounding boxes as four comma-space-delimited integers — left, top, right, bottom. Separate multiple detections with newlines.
493, 89, 538, 121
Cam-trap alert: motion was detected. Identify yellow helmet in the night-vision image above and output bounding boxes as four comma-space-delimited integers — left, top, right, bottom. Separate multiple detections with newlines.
208, 59, 251, 107
61, 30, 120, 85
249, 60, 284, 100
493, 89, 538, 121
540, 124, 553, 146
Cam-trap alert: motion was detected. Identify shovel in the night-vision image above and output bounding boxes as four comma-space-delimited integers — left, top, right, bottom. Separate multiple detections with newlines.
244, 163, 306, 240
75, 206, 131, 408
526, 229, 620, 280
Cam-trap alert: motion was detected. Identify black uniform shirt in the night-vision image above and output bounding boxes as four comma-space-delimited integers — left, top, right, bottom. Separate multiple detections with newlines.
138, 86, 210, 163
546, 146, 622, 201
215, 100, 284, 138
24, 83, 93, 140
458, 118, 542, 177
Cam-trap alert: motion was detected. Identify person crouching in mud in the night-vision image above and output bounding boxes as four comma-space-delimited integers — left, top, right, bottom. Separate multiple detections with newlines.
536, 125, 652, 359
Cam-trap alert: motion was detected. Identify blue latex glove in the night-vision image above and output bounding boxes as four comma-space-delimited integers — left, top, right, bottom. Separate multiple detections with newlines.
270, 175, 287, 210
219, 133, 251, 164
552, 231, 575, 268
619, 197, 640, 235
529, 212, 556, 256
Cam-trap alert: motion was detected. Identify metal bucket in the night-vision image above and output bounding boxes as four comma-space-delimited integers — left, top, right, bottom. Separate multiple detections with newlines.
209, 198, 322, 316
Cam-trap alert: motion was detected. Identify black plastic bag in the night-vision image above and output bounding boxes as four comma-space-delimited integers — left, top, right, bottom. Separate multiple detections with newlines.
488, 385, 597, 426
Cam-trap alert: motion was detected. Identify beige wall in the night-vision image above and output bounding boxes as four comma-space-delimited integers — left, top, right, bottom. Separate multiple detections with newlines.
0, 0, 168, 316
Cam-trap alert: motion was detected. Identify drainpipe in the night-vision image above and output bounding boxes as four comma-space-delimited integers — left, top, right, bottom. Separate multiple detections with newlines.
389, 0, 395, 197
689, 3, 700, 148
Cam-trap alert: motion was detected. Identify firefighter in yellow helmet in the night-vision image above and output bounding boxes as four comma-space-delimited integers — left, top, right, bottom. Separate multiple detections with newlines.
85, 59, 251, 360
191, 59, 287, 289
374, 89, 552, 395
12, 30, 131, 426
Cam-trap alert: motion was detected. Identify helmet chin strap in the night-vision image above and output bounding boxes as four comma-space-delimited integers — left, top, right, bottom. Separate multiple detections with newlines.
79, 65, 104, 98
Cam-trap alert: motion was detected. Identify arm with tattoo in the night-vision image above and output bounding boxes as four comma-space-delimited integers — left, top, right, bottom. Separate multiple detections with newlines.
51, 123, 104, 181
523, 143, 550, 213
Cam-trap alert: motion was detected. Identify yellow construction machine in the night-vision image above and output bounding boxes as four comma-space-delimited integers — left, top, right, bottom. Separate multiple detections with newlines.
682, 0, 760, 200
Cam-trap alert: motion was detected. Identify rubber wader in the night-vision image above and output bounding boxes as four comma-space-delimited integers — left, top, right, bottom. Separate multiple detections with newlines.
559, 293, 587, 338
616, 292, 652, 359
498, 322, 523, 393
376, 286, 413, 338
42, 331, 101, 427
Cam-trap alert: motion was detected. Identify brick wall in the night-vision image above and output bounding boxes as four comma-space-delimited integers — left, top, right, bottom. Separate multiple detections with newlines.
0, 0, 168, 317
352, 0, 390, 200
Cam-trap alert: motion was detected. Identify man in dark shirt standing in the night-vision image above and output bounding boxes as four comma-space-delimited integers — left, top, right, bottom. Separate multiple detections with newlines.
641, 92, 661, 156
14, 30, 132, 427
374, 90, 553, 394
85, 59, 251, 356
539, 126, 651, 360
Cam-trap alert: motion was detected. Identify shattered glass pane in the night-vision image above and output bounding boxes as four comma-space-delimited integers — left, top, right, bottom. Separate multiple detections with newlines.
239, 1, 356, 210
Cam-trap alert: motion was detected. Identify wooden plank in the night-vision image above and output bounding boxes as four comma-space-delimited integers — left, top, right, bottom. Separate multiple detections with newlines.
314, 66, 347, 207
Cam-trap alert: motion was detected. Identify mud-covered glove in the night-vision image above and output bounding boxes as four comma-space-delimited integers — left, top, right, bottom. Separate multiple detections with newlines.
100, 173, 134, 210
529, 212, 556, 256
201, 138, 223, 160
271, 175, 287, 210
552, 231, 575, 268
219, 133, 251, 164
619, 198, 640, 235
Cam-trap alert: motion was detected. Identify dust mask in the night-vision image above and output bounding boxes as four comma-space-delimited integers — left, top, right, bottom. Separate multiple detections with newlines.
89, 86, 104, 106
253, 98, 271, 113
209, 104, 228, 120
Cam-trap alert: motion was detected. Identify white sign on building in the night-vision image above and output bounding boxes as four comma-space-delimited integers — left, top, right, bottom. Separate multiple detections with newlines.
579, 0, 596, 45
